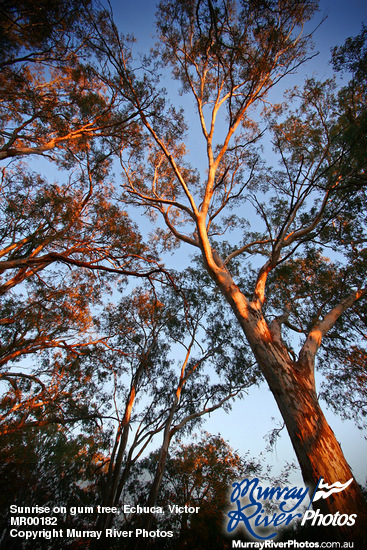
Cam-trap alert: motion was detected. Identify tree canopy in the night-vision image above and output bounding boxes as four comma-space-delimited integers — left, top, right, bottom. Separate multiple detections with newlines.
0, 0, 366, 545
84, 0, 367, 536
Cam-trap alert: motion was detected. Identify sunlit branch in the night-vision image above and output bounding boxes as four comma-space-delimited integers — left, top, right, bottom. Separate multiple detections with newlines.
208, 162, 257, 230
121, 170, 195, 219
0, 372, 47, 390
0, 412, 105, 436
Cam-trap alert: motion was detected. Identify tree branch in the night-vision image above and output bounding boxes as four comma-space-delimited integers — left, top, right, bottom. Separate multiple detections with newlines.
299, 287, 367, 369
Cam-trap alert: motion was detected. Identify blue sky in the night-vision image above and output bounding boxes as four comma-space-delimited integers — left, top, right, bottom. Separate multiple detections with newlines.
112, 0, 367, 59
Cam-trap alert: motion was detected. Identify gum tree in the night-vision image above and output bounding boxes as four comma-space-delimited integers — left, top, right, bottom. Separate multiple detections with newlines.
92, 276, 256, 541
87, 0, 367, 537
0, 0, 133, 161
0, 0, 164, 437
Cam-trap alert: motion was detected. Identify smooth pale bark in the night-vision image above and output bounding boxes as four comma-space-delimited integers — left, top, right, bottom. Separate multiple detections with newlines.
211, 263, 367, 540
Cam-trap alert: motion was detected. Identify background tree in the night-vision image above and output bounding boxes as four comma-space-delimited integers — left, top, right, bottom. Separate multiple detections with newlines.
125, 433, 292, 550
0, 154, 151, 434
0, 0, 162, 440
0, 343, 106, 437
91, 274, 257, 540
135, 268, 259, 538
0, 0, 137, 161
0, 0, 161, 296
0, 155, 155, 293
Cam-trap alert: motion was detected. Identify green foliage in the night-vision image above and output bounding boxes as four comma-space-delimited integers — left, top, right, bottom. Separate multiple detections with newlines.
331, 24, 367, 83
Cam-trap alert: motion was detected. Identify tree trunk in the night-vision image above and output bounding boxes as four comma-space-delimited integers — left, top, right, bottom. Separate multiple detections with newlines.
145, 422, 173, 524
134, 397, 179, 550
217, 274, 367, 541
92, 360, 147, 549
